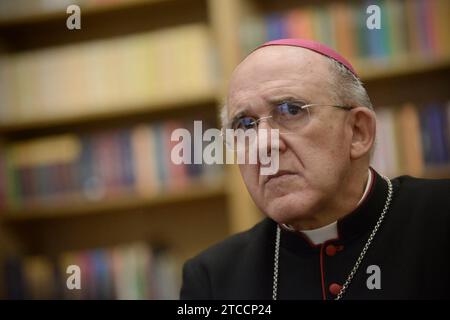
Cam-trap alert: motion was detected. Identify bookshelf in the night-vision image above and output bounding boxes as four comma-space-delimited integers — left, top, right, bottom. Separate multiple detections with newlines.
0, 0, 171, 27
0, 178, 226, 222
0, 93, 219, 137
0, 0, 449, 299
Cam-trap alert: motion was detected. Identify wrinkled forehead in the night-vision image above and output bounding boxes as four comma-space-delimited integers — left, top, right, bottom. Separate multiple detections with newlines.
228, 46, 334, 107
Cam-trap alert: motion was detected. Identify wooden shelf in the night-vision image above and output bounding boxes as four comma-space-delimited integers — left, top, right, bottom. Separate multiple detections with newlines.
0, 0, 209, 52
0, 90, 219, 138
0, 177, 226, 222
358, 56, 450, 82
0, 0, 180, 29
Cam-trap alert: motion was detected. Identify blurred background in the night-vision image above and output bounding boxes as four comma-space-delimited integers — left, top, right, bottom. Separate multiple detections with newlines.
0, 0, 448, 299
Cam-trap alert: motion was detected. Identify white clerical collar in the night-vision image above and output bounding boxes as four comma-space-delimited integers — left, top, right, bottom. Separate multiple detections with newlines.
288, 169, 373, 245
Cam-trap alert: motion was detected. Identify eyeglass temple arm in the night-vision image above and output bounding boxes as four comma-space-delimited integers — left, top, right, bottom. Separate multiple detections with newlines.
335, 105, 355, 111
300, 103, 355, 111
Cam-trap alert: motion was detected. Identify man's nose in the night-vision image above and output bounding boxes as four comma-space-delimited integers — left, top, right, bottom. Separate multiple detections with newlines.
257, 120, 286, 155
257, 120, 274, 150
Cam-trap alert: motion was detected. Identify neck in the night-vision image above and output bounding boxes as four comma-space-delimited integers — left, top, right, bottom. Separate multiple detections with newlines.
290, 166, 370, 231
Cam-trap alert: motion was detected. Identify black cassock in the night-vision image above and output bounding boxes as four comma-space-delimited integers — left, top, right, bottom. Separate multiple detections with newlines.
180, 169, 450, 299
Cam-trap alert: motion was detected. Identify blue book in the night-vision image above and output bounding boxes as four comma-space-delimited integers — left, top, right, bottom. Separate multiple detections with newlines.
17, 168, 27, 202
4, 257, 26, 299
90, 249, 114, 300
429, 104, 449, 164
265, 13, 286, 41
77, 135, 97, 198
118, 129, 135, 187
419, 107, 433, 164
48, 164, 58, 198
35, 165, 48, 200
365, 0, 386, 59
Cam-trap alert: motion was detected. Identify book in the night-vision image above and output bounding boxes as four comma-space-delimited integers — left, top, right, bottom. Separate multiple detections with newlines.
397, 103, 424, 176
0, 23, 217, 126
371, 102, 450, 177
239, 0, 450, 65
130, 124, 159, 197
0, 117, 224, 212
371, 107, 400, 177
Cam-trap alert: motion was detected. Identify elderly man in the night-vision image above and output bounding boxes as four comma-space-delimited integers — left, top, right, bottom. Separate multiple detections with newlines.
180, 39, 450, 300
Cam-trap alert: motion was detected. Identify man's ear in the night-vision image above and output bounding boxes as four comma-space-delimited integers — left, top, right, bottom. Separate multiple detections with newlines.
349, 107, 376, 160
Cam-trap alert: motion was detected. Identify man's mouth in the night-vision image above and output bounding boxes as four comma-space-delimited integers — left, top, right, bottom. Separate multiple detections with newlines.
264, 170, 297, 184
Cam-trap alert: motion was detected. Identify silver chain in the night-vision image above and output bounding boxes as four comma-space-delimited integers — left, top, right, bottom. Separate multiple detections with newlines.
272, 175, 393, 300
272, 224, 281, 300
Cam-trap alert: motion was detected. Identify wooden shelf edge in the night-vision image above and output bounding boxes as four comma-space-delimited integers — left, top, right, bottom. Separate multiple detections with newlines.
0, 0, 174, 29
0, 90, 220, 136
0, 177, 226, 222
358, 56, 450, 82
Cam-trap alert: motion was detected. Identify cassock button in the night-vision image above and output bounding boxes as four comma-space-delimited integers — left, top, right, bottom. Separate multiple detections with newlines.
325, 244, 337, 256
329, 283, 342, 296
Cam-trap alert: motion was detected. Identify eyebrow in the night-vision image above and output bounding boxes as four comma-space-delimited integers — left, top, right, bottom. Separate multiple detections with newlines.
267, 95, 309, 105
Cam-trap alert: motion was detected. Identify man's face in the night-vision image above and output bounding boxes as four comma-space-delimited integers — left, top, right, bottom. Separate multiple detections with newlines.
227, 46, 354, 227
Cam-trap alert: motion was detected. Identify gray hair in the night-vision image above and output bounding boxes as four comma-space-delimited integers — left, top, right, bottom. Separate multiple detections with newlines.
220, 56, 373, 129
328, 58, 376, 158
327, 58, 373, 110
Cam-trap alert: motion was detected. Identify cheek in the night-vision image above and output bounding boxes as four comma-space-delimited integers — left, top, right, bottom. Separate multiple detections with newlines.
309, 121, 349, 155
292, 122, 350, 177
239, 164, 260, 193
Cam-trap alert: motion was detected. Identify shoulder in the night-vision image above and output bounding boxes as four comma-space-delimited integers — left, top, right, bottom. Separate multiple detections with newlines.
180, 218, 275, 299
186, 217, 275, 269
394, 175, 450, 200
392, 175, 450, 223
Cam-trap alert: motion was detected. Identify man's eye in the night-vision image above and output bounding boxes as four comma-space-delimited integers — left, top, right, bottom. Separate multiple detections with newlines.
233, 117, 256, 130
276, 102, 306, 118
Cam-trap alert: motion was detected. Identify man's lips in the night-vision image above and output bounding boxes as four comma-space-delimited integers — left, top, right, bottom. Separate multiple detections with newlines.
264, 170, 298, 184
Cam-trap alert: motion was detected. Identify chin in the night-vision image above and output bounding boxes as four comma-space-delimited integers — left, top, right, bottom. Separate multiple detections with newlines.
263, 194, 316, 225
